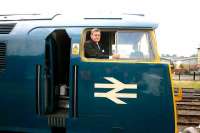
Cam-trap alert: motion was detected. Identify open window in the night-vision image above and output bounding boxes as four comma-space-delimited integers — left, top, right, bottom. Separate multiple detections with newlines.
83, 29, 156, 61
85, 29, 115, 58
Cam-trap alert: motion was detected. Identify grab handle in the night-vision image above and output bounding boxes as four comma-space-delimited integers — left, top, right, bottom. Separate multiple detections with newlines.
36, 64, 42, 115
72, 65, 78, 118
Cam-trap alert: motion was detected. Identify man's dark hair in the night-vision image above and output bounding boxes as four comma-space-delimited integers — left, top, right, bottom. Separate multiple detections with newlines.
91, 28, 101, 35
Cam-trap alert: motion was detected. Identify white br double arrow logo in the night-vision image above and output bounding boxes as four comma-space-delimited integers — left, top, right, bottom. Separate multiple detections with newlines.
94, 77, 138, 104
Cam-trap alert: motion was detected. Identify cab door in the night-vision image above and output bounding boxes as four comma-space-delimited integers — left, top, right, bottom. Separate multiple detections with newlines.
43, 29, 70, 114
33, 28, 71, 131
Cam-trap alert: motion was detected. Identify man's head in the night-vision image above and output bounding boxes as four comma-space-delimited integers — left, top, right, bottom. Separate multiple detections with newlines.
90, 28, 101, 43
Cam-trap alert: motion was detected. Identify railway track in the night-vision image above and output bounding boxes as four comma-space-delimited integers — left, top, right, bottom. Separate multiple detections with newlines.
175, 88, 200, 132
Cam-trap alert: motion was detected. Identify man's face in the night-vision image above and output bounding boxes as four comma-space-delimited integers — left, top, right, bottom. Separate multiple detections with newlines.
91, 31, 101, 43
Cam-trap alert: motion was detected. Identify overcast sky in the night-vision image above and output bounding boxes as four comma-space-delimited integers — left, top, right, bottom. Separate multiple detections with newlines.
1, 0, 200, 57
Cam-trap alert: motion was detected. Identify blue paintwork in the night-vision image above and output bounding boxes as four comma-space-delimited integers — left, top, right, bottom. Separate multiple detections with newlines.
0, 14, 175, 133
0, 55, 50, 132
67, 61, 175, 133
0, 27, 52, 132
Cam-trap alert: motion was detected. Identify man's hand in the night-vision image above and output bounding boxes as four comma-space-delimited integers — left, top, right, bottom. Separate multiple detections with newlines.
112, 54, 120, 59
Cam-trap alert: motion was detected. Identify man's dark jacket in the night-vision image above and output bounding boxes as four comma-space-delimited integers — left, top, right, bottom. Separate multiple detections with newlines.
84, 40, 108, 58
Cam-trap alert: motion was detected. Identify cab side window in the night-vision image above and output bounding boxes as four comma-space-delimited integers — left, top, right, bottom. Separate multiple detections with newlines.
116, 31, 155, 60
83, 29, 155, 61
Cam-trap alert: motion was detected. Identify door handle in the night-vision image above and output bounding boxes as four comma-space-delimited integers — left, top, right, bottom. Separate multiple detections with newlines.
72, 65, 78, 118
36, 64, 42, 115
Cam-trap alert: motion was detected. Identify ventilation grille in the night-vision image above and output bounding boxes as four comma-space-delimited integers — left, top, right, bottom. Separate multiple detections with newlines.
0, 43, 6, 72
0, 23, 16, 34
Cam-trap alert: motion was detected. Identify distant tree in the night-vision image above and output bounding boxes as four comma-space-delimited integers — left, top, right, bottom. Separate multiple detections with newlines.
179, 64, 184, 69
161, 54, 166, 57
172, 54, 177, 57
190, 54, 197, 57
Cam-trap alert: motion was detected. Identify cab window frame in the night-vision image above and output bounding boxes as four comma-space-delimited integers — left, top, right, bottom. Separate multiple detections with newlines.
81, 28, 159, 63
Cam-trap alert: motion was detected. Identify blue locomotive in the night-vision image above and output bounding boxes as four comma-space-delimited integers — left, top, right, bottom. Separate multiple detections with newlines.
0, 13, 177, 133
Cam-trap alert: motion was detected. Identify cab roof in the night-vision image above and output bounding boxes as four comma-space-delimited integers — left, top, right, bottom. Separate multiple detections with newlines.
0, 13, 158, 29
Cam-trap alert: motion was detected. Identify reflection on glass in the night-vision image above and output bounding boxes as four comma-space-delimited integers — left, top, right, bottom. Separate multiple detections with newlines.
116, 31, 154, 60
